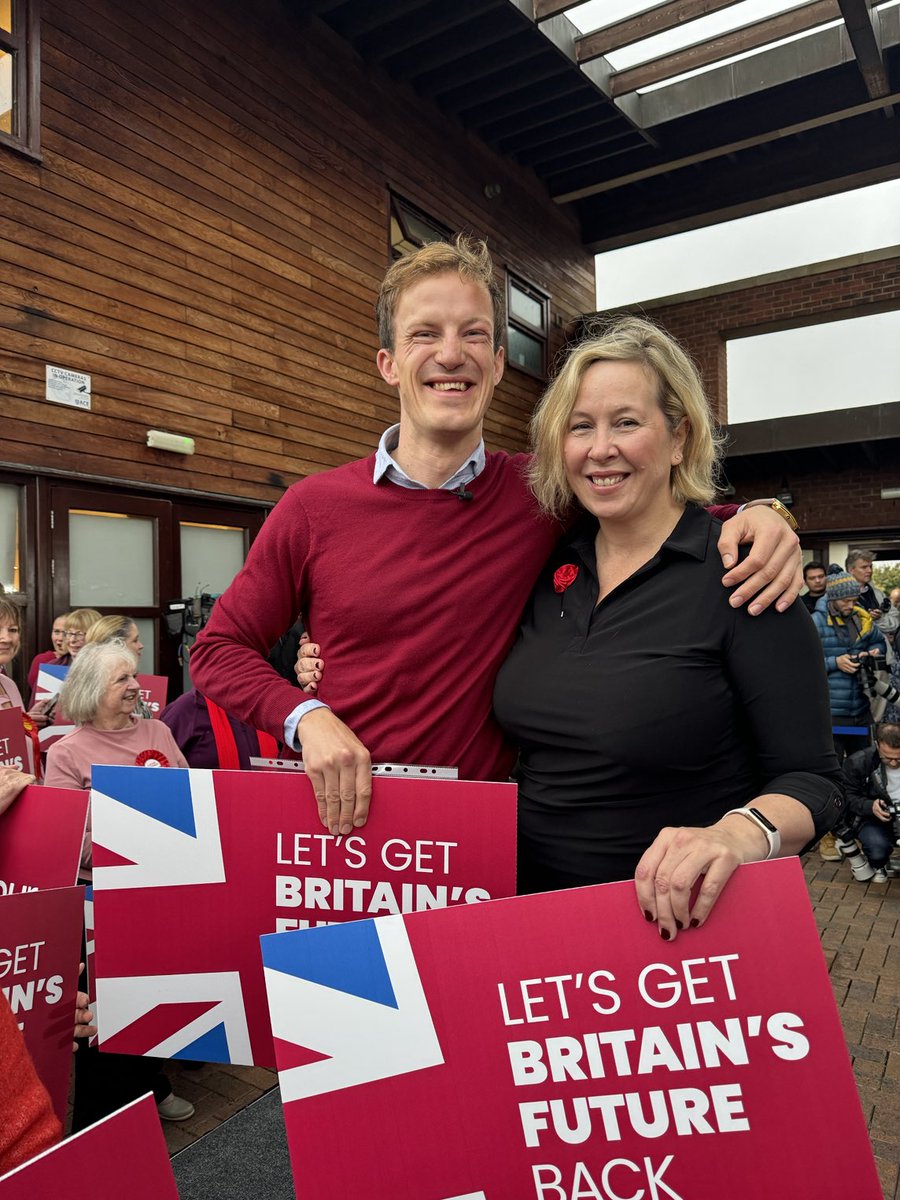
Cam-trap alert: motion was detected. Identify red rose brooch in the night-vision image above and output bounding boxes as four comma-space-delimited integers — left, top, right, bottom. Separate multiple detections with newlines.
553, 564, 579, 616
134, 749, 170, 768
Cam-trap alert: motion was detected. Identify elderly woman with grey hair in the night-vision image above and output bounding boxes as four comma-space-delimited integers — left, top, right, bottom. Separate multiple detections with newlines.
42, 639, 194, 1130
44, 640, 187, 871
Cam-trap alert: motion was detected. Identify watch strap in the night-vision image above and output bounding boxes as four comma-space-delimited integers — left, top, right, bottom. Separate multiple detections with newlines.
723, 806, 781, 860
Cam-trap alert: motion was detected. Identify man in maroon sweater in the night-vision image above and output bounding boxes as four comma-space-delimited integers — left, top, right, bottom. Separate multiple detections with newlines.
191, 238, 801, 837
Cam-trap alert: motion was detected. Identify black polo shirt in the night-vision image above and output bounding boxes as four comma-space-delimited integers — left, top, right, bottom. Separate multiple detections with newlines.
493, 504, 840, 891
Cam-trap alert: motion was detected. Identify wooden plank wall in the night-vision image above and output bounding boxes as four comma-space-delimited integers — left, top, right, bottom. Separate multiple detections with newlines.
0, 0, 596, 504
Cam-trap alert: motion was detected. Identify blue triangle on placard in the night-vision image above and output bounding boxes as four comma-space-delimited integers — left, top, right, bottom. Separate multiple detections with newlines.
261, 921, 398, 1009
172, 1022, 230, 1063
92, 765, 197, 838
44, 663, 69, 684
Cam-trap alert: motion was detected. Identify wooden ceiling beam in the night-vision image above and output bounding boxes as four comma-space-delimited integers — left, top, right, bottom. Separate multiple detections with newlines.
576, 0, 745, 62
609, 0, 841, 97
837, 0, 891, 97
533, 0, 585, 19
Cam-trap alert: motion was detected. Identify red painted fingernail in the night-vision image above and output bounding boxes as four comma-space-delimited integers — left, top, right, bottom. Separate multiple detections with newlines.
643, 910, 654, 922
660, 928, 671, 941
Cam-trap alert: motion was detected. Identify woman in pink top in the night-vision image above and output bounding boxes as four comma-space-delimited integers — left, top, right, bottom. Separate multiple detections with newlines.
44, 641, 188, 838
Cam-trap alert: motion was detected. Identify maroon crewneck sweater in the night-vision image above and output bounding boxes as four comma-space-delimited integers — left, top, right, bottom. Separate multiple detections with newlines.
191, 452, 561, 781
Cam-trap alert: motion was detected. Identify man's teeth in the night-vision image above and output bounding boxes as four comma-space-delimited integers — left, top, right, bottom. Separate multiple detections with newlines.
431, 381, 467, 391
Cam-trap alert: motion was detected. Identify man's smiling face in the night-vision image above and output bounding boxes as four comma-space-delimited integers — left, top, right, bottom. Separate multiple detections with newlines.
376, 272, 504, 447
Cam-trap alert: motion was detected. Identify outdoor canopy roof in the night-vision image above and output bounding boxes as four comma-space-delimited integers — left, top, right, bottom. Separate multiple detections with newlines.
301, 0, 900, 249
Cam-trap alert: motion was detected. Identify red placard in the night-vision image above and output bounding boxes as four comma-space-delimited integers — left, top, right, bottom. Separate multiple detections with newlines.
0, 785, 89, 895
0, 1093, 178, 1198
0, 707, 29, 773
136, 674, 168, 717
260, 858, 880, 1200
91, 766, 516, 1067
0, 886, 84, 1124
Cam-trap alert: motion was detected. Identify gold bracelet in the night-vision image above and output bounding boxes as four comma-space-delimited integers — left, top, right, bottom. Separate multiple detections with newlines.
769, 498, 798, 532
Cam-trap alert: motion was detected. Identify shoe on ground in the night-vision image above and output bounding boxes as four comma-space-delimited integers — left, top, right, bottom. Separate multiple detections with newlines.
818, 833, 841, 862
157, 1092, 195, 1122
871, 868, 890, 884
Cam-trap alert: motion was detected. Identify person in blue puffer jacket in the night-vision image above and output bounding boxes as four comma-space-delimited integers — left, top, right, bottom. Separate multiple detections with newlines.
812, 568, 887, 762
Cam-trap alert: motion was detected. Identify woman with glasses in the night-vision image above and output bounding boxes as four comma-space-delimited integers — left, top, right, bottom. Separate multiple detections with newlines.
58, 608, 102, 665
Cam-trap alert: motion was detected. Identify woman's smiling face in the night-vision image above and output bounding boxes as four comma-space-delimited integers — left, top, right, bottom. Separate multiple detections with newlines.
0, 618, 20, 668
563, 359, 686, 525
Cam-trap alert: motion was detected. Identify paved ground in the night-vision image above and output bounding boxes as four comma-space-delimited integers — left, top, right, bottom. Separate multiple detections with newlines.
803, 851, 900, 1200
151, 851, 900, 1197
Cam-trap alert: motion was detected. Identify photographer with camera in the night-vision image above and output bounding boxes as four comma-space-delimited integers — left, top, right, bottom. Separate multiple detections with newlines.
841, 722, 900, 883
811, 568, 887, 759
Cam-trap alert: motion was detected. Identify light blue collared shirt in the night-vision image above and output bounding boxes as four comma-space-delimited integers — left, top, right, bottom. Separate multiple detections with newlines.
284, 426, 489, 750
373, 424, 486, 491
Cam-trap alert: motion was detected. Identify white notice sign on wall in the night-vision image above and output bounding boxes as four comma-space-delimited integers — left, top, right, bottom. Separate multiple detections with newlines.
46, 365, 92, 410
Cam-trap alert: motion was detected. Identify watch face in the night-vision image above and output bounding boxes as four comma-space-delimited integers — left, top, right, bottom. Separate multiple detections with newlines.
748, 808, 778, 833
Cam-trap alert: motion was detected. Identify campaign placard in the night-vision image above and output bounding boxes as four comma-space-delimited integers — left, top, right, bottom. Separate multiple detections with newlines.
136, 674, 168, 717
0, 1093, 178, 1198
260, 858, 880, 1200
0, 706, 29, 772
91, 766, 516, 1067
0, 886, 84, 1123
0, 785, 89, 896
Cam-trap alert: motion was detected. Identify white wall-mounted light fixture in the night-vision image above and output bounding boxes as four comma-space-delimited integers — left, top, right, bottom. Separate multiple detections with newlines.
147, 429, 195, 455
881, 488, 900, 500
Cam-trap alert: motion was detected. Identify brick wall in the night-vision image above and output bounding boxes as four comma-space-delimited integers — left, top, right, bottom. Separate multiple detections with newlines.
639, 256, 900, 536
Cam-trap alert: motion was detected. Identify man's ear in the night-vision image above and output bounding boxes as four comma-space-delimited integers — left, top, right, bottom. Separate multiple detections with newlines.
493, 345, 505, 386
376, 348, 399, 387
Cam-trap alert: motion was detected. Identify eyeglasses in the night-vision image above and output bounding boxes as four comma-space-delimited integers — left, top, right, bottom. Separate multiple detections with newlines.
65, 630, 86, 642
880, 754, 900, 768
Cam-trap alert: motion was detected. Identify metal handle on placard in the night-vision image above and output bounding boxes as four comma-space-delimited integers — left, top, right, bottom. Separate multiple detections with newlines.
248, 758, 458, 779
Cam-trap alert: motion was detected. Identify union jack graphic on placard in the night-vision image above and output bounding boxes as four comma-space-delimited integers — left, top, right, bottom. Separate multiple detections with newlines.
92, 766, 225, 889
96, 970, 252, 1062
91, 765, 516, 1068
35, 662, 67, 700
35, 663, 74, 748
261, 915, 444, 1103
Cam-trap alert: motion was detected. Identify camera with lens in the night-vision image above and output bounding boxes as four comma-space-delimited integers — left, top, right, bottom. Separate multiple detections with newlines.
879, 791, 900, 848
164, 593, 220, 639
833, 821, 876, 882
850, 653, 900, 707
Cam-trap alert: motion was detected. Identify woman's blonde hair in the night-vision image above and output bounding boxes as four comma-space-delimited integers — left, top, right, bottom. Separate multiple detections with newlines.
86, 614, 137, 646
529, 316, 724, 519
65, 607, 102, 636
59, 640, 138, 725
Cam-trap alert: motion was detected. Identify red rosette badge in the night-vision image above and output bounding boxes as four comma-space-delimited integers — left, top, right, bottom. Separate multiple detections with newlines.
134, 748, 170, 768
552, 563, 579, 617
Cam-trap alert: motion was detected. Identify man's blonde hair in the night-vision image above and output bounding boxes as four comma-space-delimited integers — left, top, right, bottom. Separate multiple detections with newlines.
529, 316, 724, 519
376, 235, 504, 351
